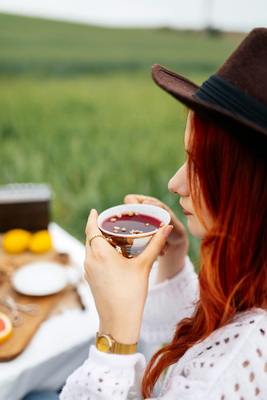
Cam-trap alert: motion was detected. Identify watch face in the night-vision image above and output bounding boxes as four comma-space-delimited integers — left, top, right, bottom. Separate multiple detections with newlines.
98, 335, 112, 352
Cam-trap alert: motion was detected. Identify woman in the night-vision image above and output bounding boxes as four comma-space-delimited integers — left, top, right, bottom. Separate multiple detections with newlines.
60, 28, 267, 399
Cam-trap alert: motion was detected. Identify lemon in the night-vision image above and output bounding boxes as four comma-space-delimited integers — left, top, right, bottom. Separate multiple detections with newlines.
0, 312, 13, 344
3, 229, 32, 254
29, 230, 53, 254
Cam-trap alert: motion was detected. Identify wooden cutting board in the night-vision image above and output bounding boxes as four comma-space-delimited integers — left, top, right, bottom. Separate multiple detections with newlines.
0, 247, 80, 361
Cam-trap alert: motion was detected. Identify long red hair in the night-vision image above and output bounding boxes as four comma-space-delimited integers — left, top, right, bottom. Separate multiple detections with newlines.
142, 111, 267, 397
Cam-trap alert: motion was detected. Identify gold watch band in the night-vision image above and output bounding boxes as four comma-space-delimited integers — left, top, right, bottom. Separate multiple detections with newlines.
95, 332, 138, 354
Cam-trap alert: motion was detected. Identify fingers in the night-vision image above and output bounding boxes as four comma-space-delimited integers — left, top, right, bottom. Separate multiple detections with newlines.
138, 225, 173, 266
124, 194, 172, 214
124, 194, 144, 204
124, 194, 186, 245
124, 194, 160, 205
85, 209, 99, 236
85, 209, 107, 252
85, 209, 122, 262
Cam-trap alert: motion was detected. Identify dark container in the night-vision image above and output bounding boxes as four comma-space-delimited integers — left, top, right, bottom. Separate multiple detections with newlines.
0, 183, 52, 232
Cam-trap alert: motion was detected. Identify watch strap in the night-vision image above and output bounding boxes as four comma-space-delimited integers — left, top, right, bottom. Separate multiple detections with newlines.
95, 332, 137, 355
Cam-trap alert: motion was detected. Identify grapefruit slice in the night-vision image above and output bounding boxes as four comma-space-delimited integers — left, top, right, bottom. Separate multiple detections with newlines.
0, 312, 13, 344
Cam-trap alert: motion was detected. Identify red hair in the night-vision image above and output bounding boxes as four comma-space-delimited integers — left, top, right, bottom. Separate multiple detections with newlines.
142, 111, 267, 398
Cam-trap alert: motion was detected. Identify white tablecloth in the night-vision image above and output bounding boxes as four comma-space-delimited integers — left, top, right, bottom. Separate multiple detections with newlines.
0, 223, 99, 400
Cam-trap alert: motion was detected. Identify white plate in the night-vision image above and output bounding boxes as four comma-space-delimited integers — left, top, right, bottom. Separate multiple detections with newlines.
12, 262, 69, 296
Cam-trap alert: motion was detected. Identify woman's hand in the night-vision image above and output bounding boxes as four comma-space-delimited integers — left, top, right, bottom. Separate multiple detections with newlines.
124, 194, 189, 282
84, 209, 172, 344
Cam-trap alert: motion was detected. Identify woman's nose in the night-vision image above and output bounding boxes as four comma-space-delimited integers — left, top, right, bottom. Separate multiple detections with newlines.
168, 163, 189, 197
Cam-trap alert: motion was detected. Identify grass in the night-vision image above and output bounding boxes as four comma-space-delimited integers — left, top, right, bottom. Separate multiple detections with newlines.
0, 13, 245, 260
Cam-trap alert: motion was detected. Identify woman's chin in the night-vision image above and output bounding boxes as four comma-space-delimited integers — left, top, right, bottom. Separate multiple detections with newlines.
187, 219, 207, 239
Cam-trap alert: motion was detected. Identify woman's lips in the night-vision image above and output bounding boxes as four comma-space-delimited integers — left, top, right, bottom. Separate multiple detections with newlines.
180, 200, 193, 216
183, 209, 193, 216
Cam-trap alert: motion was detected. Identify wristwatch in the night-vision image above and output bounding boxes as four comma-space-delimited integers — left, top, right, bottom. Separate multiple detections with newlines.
95, 332, 138, 354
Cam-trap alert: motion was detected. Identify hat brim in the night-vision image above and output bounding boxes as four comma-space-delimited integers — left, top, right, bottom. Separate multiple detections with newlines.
152, 64, 267, 144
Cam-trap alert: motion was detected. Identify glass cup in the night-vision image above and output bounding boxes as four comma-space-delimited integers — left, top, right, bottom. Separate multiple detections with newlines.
98, 203, 171, 258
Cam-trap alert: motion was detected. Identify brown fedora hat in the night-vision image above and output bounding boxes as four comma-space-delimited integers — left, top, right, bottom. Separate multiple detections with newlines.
152, 28, 267, 149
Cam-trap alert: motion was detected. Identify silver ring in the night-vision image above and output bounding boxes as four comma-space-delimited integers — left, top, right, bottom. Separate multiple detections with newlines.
88, 234, 106, 246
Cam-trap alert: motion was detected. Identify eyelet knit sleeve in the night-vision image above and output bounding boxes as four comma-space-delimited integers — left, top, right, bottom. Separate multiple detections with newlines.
140, 256, 199, 344
60, 345, 146, 400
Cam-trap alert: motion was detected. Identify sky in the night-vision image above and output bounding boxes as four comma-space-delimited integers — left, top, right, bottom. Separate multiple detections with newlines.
0, 0, 266, 32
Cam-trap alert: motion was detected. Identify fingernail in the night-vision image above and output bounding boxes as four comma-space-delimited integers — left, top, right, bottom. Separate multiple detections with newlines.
162, 225, 173, 237
88, 208, 96, 218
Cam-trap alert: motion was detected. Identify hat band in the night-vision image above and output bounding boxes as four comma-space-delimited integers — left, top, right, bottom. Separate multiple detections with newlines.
193, 74, 267, 130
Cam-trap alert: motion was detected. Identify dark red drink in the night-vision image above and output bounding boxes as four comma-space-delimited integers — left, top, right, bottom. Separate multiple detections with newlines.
101, 212, 164, 235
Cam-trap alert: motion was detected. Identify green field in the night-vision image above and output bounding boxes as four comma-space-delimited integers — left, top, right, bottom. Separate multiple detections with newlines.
0, 13, 245, 260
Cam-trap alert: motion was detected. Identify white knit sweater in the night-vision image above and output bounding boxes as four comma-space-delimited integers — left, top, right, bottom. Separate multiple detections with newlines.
60, 258, 267, 399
